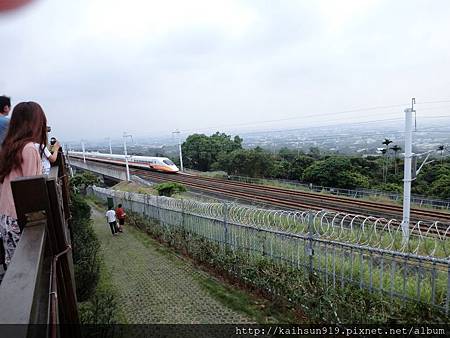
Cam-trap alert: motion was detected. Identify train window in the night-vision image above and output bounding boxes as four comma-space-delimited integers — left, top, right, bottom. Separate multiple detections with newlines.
163, 159, 175, 166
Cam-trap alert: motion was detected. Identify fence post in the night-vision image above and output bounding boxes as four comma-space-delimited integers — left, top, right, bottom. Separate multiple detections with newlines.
446, 262, 450, 315
59, 154, 71, 221
156, 196, 163, 227
261, 230, 267, 256
128, 192, 133, 212
181, 198, 185, 229
107, 197, 114, 209
45, 177, 80, 331
223, 203, 229, 248
307, 211, 314, 280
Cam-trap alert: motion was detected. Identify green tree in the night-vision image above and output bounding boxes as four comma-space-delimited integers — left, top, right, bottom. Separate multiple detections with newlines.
344, 171, 370, 189
376, 182, 402, 193
381, 138, 393, 182
437, 145, 446, 164
278, 147, 298, 162
382, 138, 393, 148
308, 147, 321, 159
70, 172, 100, 194
288, 155, 315, 180
218, 147, 275, 178
271, 160, 291, 179
429, 175, 450, 199
302, 156, 370, 189
181, 132, 242, 171
390, 144, 401, 175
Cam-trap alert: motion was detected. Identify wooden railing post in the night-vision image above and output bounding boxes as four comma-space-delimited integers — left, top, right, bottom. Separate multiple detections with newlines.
58, 153, 71, 221
46, 169, 80, 337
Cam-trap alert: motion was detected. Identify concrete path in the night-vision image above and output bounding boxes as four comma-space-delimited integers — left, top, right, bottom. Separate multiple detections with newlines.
91, 207, 253, 324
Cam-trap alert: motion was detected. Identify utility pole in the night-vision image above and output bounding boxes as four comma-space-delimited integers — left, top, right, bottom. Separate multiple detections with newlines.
401, 98, 415, 243
81, 140, 86, 163
123, 132, 133, 181
172, 129, 184, 172
106, 137, 112, 154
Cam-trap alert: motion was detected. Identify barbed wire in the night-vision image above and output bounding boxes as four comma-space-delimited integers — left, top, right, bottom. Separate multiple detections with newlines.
92, 186, 450, 259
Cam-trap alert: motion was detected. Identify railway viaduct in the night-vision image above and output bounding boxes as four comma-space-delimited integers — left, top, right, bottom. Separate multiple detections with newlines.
69, 156, 127, 183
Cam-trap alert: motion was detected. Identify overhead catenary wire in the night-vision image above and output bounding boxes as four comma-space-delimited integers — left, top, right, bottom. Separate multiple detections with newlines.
72, 116, 448, 149
416, 99, 450, 105
68, 98, 450, 145
416, 114, 450, 119
241, 114, 450, 145
180, 99, 450, 135
238, 117, 404, 137
155, 115, 447, 147
181, 104, 408, 134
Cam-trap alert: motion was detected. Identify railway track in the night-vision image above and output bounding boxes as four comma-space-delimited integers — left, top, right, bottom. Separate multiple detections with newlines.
131, 169, 450, 225
189, 173, 450, 222
70, 156, 450, 232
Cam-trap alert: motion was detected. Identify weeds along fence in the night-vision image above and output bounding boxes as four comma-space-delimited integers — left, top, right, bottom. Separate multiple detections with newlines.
89, 186, 450, 314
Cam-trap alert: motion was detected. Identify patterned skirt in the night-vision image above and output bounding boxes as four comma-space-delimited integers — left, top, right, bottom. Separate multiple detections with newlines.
0, 214, 21, 265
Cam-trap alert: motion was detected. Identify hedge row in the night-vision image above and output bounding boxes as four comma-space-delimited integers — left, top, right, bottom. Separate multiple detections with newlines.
70, 194, 118, 324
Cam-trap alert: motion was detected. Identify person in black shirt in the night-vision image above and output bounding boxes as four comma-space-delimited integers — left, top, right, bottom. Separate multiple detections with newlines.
49, 137, 63, 168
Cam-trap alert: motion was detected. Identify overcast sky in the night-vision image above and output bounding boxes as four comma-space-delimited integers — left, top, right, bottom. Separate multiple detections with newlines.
1, 0, 450, 142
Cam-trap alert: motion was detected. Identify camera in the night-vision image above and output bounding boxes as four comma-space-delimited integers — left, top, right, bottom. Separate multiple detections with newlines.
50, 137, 57, 145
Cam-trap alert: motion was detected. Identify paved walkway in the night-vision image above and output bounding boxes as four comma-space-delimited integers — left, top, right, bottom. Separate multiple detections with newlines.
91, 207, 253, 324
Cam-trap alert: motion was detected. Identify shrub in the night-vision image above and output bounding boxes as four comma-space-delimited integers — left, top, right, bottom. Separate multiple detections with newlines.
70, 172, 100, 194
375, 182, 402, 193
70, 193, 101, 302
71, 194, 120, 325
154, 182, 187, 197
79, 289, 117, 325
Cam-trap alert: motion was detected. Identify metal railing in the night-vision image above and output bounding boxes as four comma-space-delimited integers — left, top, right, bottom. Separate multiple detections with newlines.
90, 186, 450, 314
225, 175, 450, 210
0, 158, 79, 337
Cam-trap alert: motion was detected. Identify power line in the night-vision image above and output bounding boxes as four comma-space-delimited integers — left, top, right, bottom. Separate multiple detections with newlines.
241, 114, 450, 144
238, 113, 450, 138
238, 117, 404, 137
417, 114, 450, 119
184, 112, 406, 135
181, 99, 450, 135
276, 132, 405, 144
181, 104, 408, 133
416, 130, 450, 133
416, 99, 450, 105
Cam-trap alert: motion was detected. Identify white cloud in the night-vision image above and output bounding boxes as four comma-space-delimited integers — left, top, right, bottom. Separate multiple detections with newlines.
1, 0, 450, 141
83, 0, 258, 44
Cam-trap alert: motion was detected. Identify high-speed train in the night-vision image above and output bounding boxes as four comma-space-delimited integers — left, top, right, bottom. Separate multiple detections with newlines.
68, 151, 179, 173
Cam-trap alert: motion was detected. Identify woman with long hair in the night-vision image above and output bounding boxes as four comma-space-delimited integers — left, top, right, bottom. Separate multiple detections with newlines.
0, 102, 46, 266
